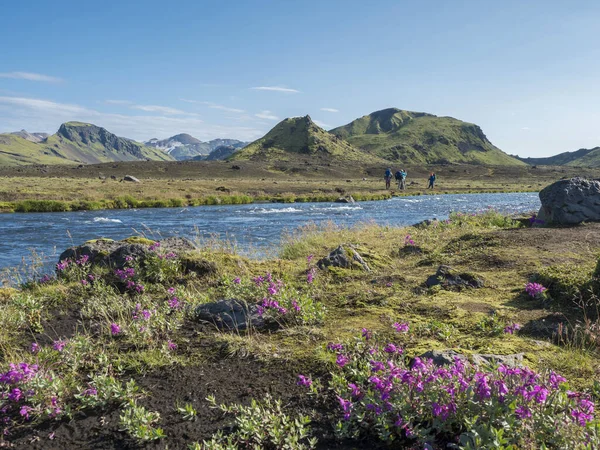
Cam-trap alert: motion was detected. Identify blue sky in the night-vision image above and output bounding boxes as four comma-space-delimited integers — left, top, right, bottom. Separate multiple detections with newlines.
1, 0, 599, 157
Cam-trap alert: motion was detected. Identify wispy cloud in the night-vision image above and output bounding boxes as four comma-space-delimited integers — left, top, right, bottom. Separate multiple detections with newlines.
313, 119, 332, 129
251, 86, 300, 94
0, 72, 63, 83
521, 127, 531, 131
255, 110, 279, 121
180, 99, 245, 113
130, 104, 186, 115
320, 107, 339, 113
105, 99, 132, 105
0, 96, 265, 142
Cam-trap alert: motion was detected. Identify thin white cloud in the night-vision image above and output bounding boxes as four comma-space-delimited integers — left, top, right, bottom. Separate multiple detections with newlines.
0, 72, 63, 83
255, 110, 279, 121
251, 86, 300, 94
320, 107, 339, 113
313, 120, 332, 129
521, 127, 531, 131
0, 96, 265, 142
179, 99, 245, 113
130, 104, 186, 115
105, 99, 132, 105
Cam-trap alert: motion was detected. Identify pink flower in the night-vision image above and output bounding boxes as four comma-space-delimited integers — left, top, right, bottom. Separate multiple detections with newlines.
336, 354, 350, 368
110, 323, 121, 335
167, 340, 177, 351
393, 322, 409, 333
30, 342, 40, 353
233, 277, 241, 284
297, 375, 312, 387
52, 340, 67, 352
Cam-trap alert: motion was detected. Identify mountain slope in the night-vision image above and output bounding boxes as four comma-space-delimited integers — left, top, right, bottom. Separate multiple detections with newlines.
330, 108, 524, 166
517, 147, 600, 167
0, 122, 173, 166
230, 115, 384, 163
145, 135, 247, 160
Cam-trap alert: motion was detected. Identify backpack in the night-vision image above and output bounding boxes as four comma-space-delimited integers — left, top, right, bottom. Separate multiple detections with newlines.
385, 169, 392, 178
394, 171, 402, 180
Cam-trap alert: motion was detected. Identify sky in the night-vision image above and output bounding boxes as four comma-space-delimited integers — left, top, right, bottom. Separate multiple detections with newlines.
1, 0, 599, 157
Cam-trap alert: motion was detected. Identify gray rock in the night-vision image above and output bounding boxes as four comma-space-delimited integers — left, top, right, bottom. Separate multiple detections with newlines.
420, 350, 524, 368
317, 244, 370, 271
537, 177, 600, 225
419, 350, 467, 366
335, 196, 355, 204
425, 265, 484, 289
58, 237, 198, 270
195, 299, 264, 331
471, 353, 524, 368
123, 175, 140, 183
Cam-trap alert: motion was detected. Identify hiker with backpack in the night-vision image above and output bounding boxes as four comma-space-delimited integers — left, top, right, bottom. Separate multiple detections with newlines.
395, 169, 407, 190
384, 168, 393, 189
428, 172, 436, 189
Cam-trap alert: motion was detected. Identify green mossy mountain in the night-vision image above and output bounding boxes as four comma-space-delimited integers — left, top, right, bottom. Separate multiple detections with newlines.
517, 147, 600, 167
0, 122, 173, 166
330, 108, 525, 166
230, 115, 385, 163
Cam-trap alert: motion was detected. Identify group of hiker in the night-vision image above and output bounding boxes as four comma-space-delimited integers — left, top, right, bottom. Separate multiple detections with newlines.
384, 168, 436, 190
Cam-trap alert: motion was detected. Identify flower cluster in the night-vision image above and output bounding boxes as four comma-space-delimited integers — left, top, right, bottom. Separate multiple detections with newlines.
319, 329, 597, 448
404, 235, 415, 246
115, 267, 136, 281
148, 242, 160, 252
525, 282, 547, 298
504, 323, 522, 334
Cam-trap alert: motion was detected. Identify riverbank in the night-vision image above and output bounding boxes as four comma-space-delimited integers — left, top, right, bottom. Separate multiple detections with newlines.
0, 211, 599, 448
0, 160, 597, 213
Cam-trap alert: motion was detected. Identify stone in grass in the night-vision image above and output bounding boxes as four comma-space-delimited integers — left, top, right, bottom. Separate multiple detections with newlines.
195, 299, 265, 331
419, 350, 524, 368
335, 196, 355, 204
425, 265, 484, 289
537, 177, 600, 225
317, 244, 370, 272
123, 175, 140, 183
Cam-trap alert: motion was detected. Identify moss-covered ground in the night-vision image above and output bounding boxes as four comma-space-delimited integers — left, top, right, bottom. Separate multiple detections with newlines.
0, 212, 599, 448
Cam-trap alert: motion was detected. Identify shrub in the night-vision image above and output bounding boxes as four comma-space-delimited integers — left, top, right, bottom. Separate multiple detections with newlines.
312, 330, 599, 449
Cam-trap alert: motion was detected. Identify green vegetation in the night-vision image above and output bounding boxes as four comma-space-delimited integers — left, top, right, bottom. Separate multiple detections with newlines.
1, 212, 600, 447
330, 108, 526, 166
0, 122, 173, 166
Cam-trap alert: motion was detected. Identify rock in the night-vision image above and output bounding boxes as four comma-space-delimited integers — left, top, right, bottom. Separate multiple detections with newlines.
58, 237, 199, 270
537, 177, 600, 225
425, 265, 484, 289
317, 244, 370, 271
110, 175, 117, 180
419, 350, 466, 366
335, 196, 355, 203
412, 218, 439, 228
471, 353, 524, 368
123, 175, 140, 183
195, 299, 264, 331
419, 350, 524, 368
231, 165, 241, 170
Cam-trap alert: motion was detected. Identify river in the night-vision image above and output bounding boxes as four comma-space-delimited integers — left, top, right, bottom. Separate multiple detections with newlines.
0, 192, 540, 274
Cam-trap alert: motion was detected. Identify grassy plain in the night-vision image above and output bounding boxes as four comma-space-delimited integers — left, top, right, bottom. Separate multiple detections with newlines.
0, 160, 598, 212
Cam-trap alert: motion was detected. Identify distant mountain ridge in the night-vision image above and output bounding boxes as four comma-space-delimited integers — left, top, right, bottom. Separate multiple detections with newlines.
145, 135, 247, 160
10, 130, 49, 143
517, 147, 600, 167
330, 108, 524, 166
0, 122, 173, 166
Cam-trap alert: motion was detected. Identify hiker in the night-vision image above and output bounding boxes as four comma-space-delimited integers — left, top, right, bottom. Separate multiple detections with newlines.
395, 169, 407, 190
384, 167, 392, 189
428, 172, 436, 189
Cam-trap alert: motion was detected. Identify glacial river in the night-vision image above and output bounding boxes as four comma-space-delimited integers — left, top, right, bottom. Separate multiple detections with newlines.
0, 192, 540, 275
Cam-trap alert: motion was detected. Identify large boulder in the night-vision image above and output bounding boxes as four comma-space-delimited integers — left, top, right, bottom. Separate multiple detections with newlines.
537, 178, 600, 225
425, 265, 484, 289
317, 244, 370, 271
195, 299, 264, 331
58, 236, 198, 270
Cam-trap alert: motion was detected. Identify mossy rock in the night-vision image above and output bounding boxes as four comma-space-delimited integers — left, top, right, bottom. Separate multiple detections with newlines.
179, 253, 218, 277
121, 236, 156, 245
85, 238, 115, 244
533, 263, 595, 305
